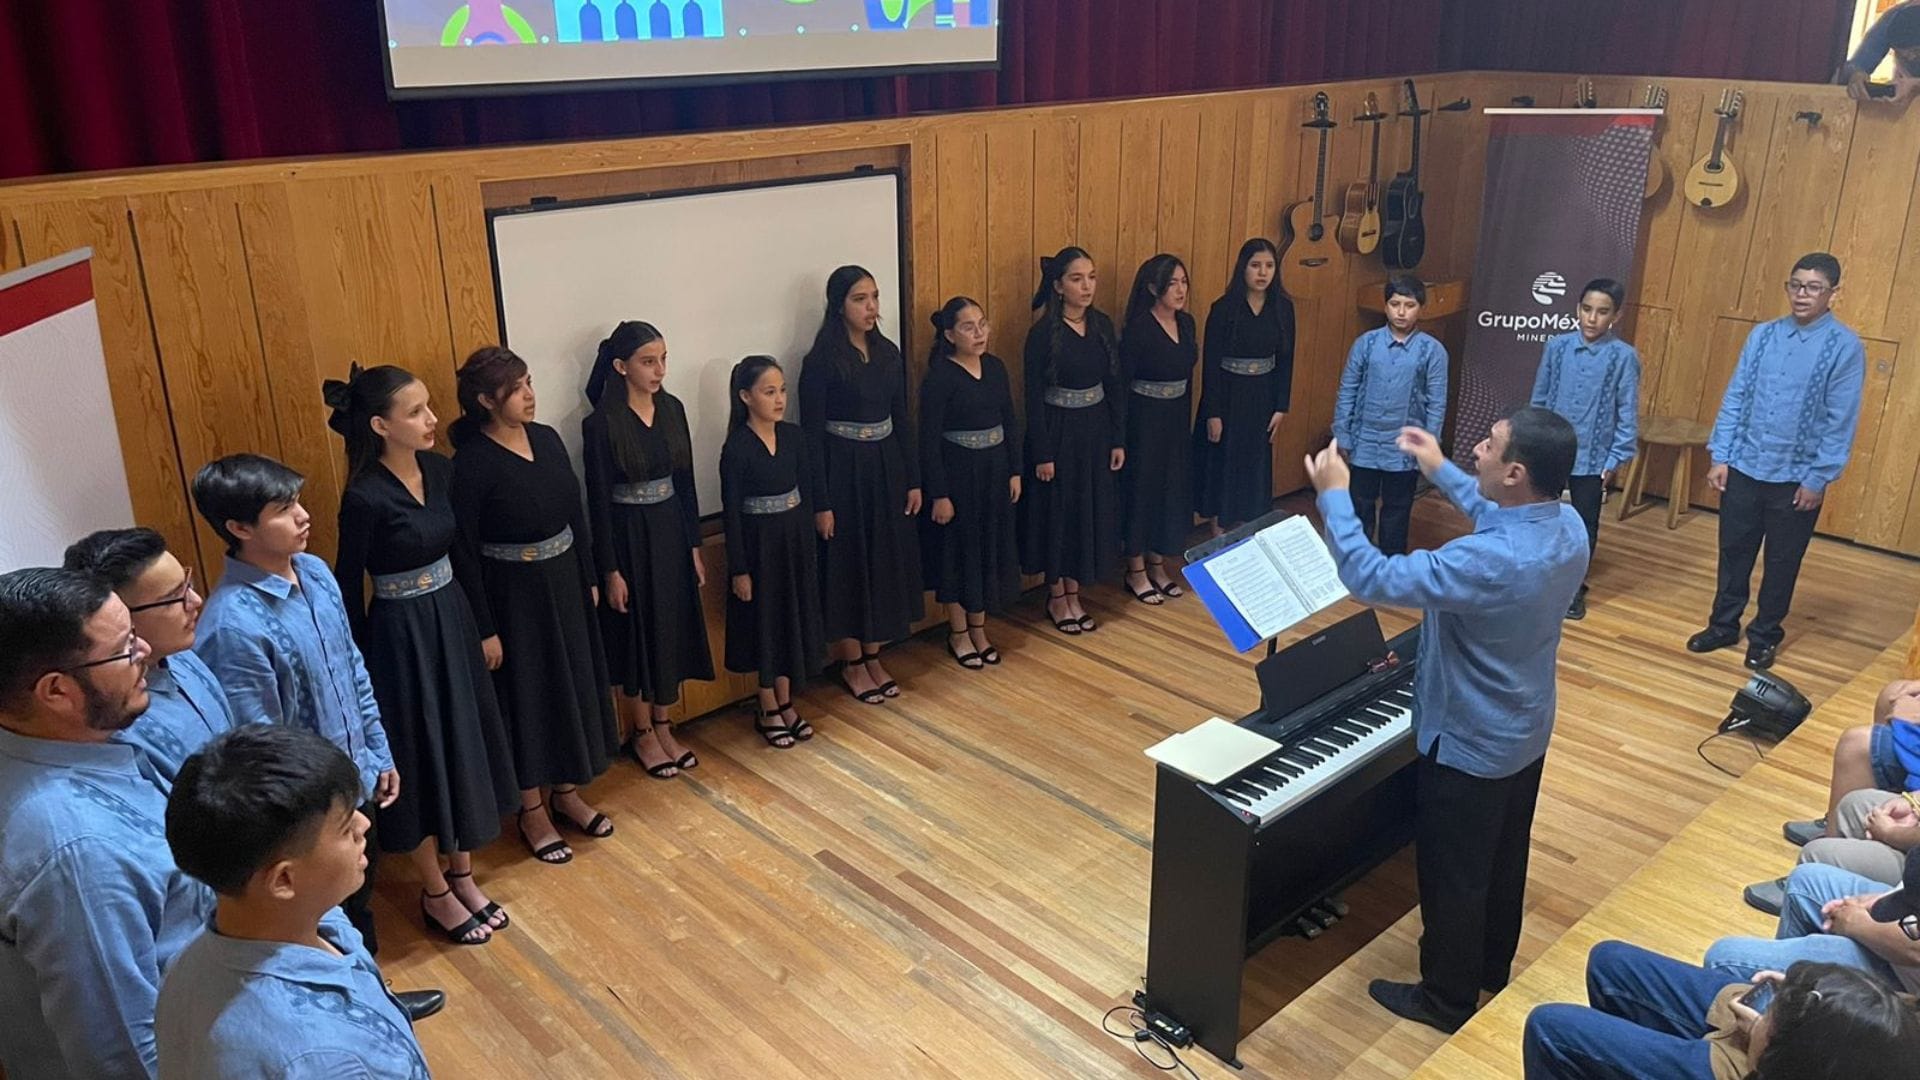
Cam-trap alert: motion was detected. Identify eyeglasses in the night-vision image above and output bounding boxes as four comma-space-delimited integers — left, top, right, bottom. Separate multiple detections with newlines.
57, 632, 149, 674
1901, 914, 1919, 942
127, 568, 195, 613
1783, 280, 1832, 296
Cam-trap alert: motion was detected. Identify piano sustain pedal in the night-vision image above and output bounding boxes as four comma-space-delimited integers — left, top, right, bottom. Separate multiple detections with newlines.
1291, 917, 1323, 939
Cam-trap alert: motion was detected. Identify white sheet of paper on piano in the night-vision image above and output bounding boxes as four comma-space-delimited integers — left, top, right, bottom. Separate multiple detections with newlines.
1145, 717, 1282, 784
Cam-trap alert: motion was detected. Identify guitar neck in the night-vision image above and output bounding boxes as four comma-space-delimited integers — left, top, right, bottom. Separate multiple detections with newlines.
1409, 110, 1423, 185
1313, 128, 1330, 217
1368, 123, 1382, 201
1707, 116, 1730, 169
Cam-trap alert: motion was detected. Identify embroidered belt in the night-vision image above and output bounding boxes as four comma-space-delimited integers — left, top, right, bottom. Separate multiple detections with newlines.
1130, 378, 1189, 399
611, 477, 675, 505
480, 526, 574, 563
742, 487, 802, 515
826, 417, 893, 441
1043, 384, 1105, 409
371, 556, 453, 600
943, 425, 1005, 450
1221, 355, 1277, 377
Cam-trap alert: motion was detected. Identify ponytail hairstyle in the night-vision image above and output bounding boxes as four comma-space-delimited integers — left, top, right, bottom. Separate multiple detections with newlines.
451, 346, 529, 449
322, 363, 422, 482
584, 320, 662, 407
588, 321, 687, 479
1031, 245, 1117, 374
1124, 252, 1188, 329
810, 265, 887, 380
926, 296, 982, 368
727, 355, 783, 433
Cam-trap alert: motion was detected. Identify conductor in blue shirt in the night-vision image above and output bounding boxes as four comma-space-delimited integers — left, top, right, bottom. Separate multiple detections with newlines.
1306, 408, 1588, 1034
1688, 253, 1866, 672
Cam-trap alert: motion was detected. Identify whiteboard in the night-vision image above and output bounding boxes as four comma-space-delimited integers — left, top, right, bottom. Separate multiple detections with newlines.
489, 172, 904, 518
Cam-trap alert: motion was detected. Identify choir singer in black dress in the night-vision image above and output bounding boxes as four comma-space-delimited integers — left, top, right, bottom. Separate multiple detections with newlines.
1022, 246, 1123, 634
1194, 238, 1296, 534
583, 321, 714, 780
722, 356, 828, 748
449, 347, 620, 866
919, 297, 1022, 669
799, 266, 923, 705
1118, 253, 1198, 604
326, 364, 519, 946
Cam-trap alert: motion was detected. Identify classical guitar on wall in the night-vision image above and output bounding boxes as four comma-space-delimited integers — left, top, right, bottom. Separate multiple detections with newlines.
1683, 88, 1744, 210
1279, 92, 1344, 300
1641, 84, 1670, 199
1381, 78, 1429, 270
1337, 92, 1387, 256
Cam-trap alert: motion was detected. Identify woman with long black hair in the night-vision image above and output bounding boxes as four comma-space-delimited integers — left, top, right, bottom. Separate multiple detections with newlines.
1194, 238, 1296, 534
582, 321, 713, 779
798, 265, 923, 705
1118, 253, 1198, 604
326, 363, 519, 944
919, 297, 1022, 668
1021, 246, 1123, 634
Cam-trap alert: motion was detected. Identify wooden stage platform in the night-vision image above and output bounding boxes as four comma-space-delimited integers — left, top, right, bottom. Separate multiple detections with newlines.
377, 495, 1920, 1078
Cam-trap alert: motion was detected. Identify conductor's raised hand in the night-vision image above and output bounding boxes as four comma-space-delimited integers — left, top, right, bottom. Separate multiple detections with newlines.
1396, 426, 1446, 476
1304, 439, 1350, 494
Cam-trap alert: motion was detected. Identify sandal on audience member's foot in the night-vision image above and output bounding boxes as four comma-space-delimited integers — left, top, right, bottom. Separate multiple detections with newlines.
627, 731, 681, 780
1125, 570, 1164, 605
551, 788, 614, 838
862, 651, 900, 697
947, 631, 985, 670
421, 889, 491, 946
515, 801, 573, 865
1046, 594, 1082, 634
653, 719, 699, 770
966, 618, 1001, 665
777, 701, 814, 741
444, 869, 508, 929
755, 706, 797, 749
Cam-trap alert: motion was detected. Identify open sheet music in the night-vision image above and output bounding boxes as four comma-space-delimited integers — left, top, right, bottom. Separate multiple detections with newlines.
1194, 515, 1348, 645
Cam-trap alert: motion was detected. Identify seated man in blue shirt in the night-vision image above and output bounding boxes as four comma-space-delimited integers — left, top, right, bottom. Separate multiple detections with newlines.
1306, 408, 1588, 1033
1333, 275, 1450, 556
1688, 253, 1866, 671
1837, 2, 1920, 103
63, 527, 242, 788
0, 567, 216, 1080
158, 724, 433, 1079
1529, 277, 1640, 621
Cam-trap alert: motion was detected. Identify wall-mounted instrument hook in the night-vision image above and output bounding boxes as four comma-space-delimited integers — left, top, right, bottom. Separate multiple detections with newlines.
1793, 110, 1822, 127
1439, 97, 1473, 112
1511, 95, 1536, 108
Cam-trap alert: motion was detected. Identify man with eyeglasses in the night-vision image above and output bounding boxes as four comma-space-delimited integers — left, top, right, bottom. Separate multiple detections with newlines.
1688, 252, 1865, 671
64, 528, 241, 789
0, 567, 217, 1079
1870, 847, 1920, 945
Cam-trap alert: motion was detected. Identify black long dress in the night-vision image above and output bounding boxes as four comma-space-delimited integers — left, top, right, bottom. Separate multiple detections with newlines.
1119, 309, 1199, 557
583, 392, 715, 705
798, 333, 924, 643
1020, 313, 1123, 583
334, 452, 518, 855
919, 353, 1023, 613
721, 422, 828, 688
450, 423, 619, 789
1194, 292, 1296, 524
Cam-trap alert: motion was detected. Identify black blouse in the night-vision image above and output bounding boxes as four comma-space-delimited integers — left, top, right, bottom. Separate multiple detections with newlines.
581, 391, 701, 579
918, 354, 1022, 500
1120, 309, 1199, 385
1199, 292, 1297, 420
448, 422, 594, 637
798, 332, 920, 490
718, 422, 819, 574
1022, 311, 1124, 461
333, 451, 482, 645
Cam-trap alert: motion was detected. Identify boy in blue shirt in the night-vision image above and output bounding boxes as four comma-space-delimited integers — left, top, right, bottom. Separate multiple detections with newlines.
1529, 278, 1640, 621
157, 724, 433, 1079
1334, 275, 1450, 555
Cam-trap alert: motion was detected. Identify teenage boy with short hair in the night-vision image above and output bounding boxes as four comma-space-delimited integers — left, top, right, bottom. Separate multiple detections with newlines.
1334, 275, 1449, 556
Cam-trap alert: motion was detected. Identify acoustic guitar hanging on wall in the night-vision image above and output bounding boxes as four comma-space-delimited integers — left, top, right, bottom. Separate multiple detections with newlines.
1684, 89, 1744, 210
1381, 78, 1430, 270
1279, 92, 1344, 300
1337, 92, 1388, 256
1641, 84, 1670, 199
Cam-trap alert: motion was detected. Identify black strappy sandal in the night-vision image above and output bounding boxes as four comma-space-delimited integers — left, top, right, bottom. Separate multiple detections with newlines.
516, 800, 572, 865
1125, 569, 1164, 605
947, 631, 985, 670
863, 650, 901, 697
626, 730, 681, 780
1046, 592, 1082, 634
444, 869, 507, 930
1065, 586, 1097, 632
1147, 558, 1185, 598
776, 700, 814, 741
421, 888, 491, 946
839, 664, 886, 705
754, 705, 797, 749
966, 616, 1001, 664
551, 787, 614, 839
654, 719, 699, 770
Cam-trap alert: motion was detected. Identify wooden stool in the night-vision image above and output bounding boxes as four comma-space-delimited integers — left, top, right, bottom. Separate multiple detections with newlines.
1617, 415, 1712, 530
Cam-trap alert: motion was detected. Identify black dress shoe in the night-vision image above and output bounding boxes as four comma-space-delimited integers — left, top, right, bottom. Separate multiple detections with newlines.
1686, 627, 1740, 653
1745, 643, 1778, 670
1367, 979, 1469, 1034
395, 988, 447, 1022
1565, 591, 1587, 621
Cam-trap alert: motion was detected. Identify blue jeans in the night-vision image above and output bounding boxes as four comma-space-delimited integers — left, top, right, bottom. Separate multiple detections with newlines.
1522, 941, 1723, 1079
1703, 863, 1902, 987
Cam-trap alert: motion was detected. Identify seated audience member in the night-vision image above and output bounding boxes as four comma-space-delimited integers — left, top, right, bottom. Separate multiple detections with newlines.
1522, 941, 1919, 1079
1775, 678, 1920, 845
0, 567, 216, 1079
1705, 859, 1920, 996
1868, 847, 1920, 957
64, 527, 242, 788
157, 724, 434, 1079
1745, 787, 1915, 915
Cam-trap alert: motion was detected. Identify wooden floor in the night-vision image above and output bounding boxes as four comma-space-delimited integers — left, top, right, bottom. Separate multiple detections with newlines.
377, 495, 1920, 1079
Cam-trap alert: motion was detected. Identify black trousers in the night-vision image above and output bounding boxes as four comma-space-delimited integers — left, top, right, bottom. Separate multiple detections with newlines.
345, 797, 381, 954
1414, 746, 1546, 1022
1566, 474, 1603, 578
1709, 468, 1820, 649
1350, 467, 1419, 556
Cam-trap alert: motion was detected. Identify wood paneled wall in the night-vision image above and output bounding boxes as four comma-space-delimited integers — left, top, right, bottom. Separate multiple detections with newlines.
4, 70, 1915, 716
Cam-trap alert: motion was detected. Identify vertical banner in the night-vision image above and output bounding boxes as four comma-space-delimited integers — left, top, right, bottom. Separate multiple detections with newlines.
1454, 110, 1655, 461
0, 248, 136, 568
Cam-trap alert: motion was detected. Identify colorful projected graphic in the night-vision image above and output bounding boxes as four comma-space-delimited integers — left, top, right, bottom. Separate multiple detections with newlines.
559, 0, 725, 42
441, 3, 540, 45
862, 0, 990, 30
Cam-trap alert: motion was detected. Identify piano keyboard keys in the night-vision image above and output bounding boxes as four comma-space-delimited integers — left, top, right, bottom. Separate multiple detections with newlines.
1211, 682, 1416, 825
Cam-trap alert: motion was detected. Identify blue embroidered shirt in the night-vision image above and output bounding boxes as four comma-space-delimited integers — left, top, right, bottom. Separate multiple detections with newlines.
1529, 331, 1641, 477
111, 649, 242, 791
1318, 461, 1589, 779
1334, 327, 1450, 472
195, 554, 391, 800
1850, 1, 1920, 78
156, 908, 430, 1080
1706, 312, 1866, 494
0, 729, 216, 1080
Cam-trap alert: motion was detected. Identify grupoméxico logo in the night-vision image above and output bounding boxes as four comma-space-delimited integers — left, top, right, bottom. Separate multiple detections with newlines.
1531, 271, 1568, 306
